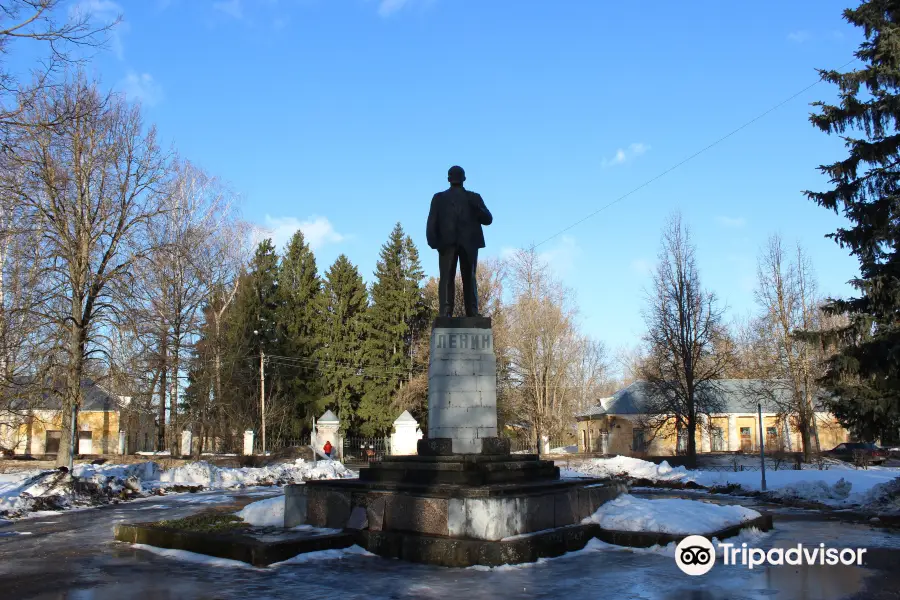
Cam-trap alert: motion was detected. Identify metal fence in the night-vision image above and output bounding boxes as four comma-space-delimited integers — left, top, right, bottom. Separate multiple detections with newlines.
700, 463, 831, 472
267, 438, 311, 453
508, 437, 577, 455
342, 437, 390, 463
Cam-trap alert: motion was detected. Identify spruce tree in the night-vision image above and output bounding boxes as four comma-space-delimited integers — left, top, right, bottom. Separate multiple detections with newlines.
320, 254, 369, 433
806, 0, 900, 441
275, 231, 323, 433
230, 240, 281, 440
358, 223, 426, 435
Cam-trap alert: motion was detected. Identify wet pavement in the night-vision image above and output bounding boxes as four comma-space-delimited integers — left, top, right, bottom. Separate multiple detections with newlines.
1, 489, 899, 599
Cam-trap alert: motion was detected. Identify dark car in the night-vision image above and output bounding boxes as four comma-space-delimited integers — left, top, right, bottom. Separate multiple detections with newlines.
823, 442, 888, 465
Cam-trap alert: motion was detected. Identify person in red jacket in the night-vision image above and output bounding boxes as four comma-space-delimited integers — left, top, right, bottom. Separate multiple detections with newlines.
323, 440, 333, 458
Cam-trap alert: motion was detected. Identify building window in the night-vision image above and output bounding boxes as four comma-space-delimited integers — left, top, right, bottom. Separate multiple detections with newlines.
45, 431, 61, 454
740, 426, 753, 452
765, 426, 779, 450
676, 429, 687, 454
711, 427, 725, 452
633, 429, 646, 452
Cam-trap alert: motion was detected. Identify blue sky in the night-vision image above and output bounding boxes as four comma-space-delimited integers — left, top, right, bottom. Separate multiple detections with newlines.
21, 0, 865, 356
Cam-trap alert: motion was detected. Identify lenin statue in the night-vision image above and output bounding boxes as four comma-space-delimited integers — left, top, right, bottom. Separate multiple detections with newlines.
426, 166, 493, 317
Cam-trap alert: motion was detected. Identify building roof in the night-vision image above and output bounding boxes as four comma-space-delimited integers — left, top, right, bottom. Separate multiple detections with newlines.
318, 409, 339, 423
576, 379, 830, 419
394, 410, 418, 424
7, 378, 121, 412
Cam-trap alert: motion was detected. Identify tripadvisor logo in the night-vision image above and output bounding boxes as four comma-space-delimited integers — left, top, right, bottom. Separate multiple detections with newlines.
675, 535, 716, 576
675, 535, 868, 576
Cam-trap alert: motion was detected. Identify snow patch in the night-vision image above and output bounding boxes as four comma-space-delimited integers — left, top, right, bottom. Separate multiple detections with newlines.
271, 545, 375, 566
583, 493, 761, 534
567, 456, 691, 483
236, 496, 284, 527
568, 456, 900, 507
131, 543, 263, 569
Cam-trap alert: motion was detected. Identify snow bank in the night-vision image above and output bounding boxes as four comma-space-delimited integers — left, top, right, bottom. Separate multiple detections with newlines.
568, 456, 900, 507
693, 466, 900, 506
862, 478, 900, 513
568, 456, 692, 483
236, 496, 284, 527
159, 459, 350, 488
0, 458, 354, 519
583, 494, 760, 534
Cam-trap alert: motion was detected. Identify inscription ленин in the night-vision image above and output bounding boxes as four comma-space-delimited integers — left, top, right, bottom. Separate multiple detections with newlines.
436, 333, 492, 350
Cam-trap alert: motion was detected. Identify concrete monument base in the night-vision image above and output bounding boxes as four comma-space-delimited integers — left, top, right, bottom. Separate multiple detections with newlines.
284, 447, 627, 565
280, 316, 626, 567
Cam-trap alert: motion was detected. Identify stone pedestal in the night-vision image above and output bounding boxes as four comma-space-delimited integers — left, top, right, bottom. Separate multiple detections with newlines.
427, 317, 497, 454
282, 315, 627, 567
291, 476, 625, 538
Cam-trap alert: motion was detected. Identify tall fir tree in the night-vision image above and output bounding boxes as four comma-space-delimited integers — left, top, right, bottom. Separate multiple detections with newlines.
230, 239, 281, 441
320, 254, 369, 433
357, 223, 426, 435
275, 231, 323, 434
806, 0, 900, 441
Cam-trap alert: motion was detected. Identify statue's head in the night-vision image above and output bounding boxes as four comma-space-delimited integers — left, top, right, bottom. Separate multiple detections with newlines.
448, 165, 466, 186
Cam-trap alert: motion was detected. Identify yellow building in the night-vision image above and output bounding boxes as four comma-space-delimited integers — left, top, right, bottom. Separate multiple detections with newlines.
576, 380, 851, 456
0, 379, 128, 457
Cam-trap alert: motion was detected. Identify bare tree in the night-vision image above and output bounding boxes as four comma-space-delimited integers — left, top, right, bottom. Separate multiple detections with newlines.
0, 0, 118, 127
505, 248, 585, 450
129, 161, 242, 453
640, 213, 731, 463
751, 234, 837, 459
570, 336, 612, 416
8, 77, 167, 467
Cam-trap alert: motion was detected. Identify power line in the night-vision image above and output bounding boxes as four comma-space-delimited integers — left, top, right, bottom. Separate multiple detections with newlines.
529, 58, 859, 251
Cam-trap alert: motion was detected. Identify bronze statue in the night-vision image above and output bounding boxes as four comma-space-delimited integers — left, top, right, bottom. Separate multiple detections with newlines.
426, 166, 493, 317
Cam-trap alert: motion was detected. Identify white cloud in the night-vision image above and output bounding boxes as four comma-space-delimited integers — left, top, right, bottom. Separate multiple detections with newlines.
787, 30, 812, 43
214, 0, 243, 19
630, 258, 653, 275
119, 71, 163, 106
378, 0, 409, 16
602, 142, 649, 168
376, 0, 435, 17
263, 215, 346, 251
538, 235, 579, 277
715, 216, 746, 229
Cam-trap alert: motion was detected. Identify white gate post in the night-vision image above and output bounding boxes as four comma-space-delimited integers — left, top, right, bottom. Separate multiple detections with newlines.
390, 410, 420, 455
243, 430, 255, 456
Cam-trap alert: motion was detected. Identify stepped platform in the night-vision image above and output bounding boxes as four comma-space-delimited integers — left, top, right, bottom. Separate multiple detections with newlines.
286, 449, 626, 555
357, 453, 560, 486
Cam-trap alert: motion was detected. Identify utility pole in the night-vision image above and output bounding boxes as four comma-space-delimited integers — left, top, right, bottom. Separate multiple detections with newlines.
69, 403, 77, 472
260, 348, 266, 456
758, 402, 767, 491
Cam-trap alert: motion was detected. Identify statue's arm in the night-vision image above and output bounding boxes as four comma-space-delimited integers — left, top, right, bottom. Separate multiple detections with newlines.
472, 193, 493, 226
426, 194, 439, 249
